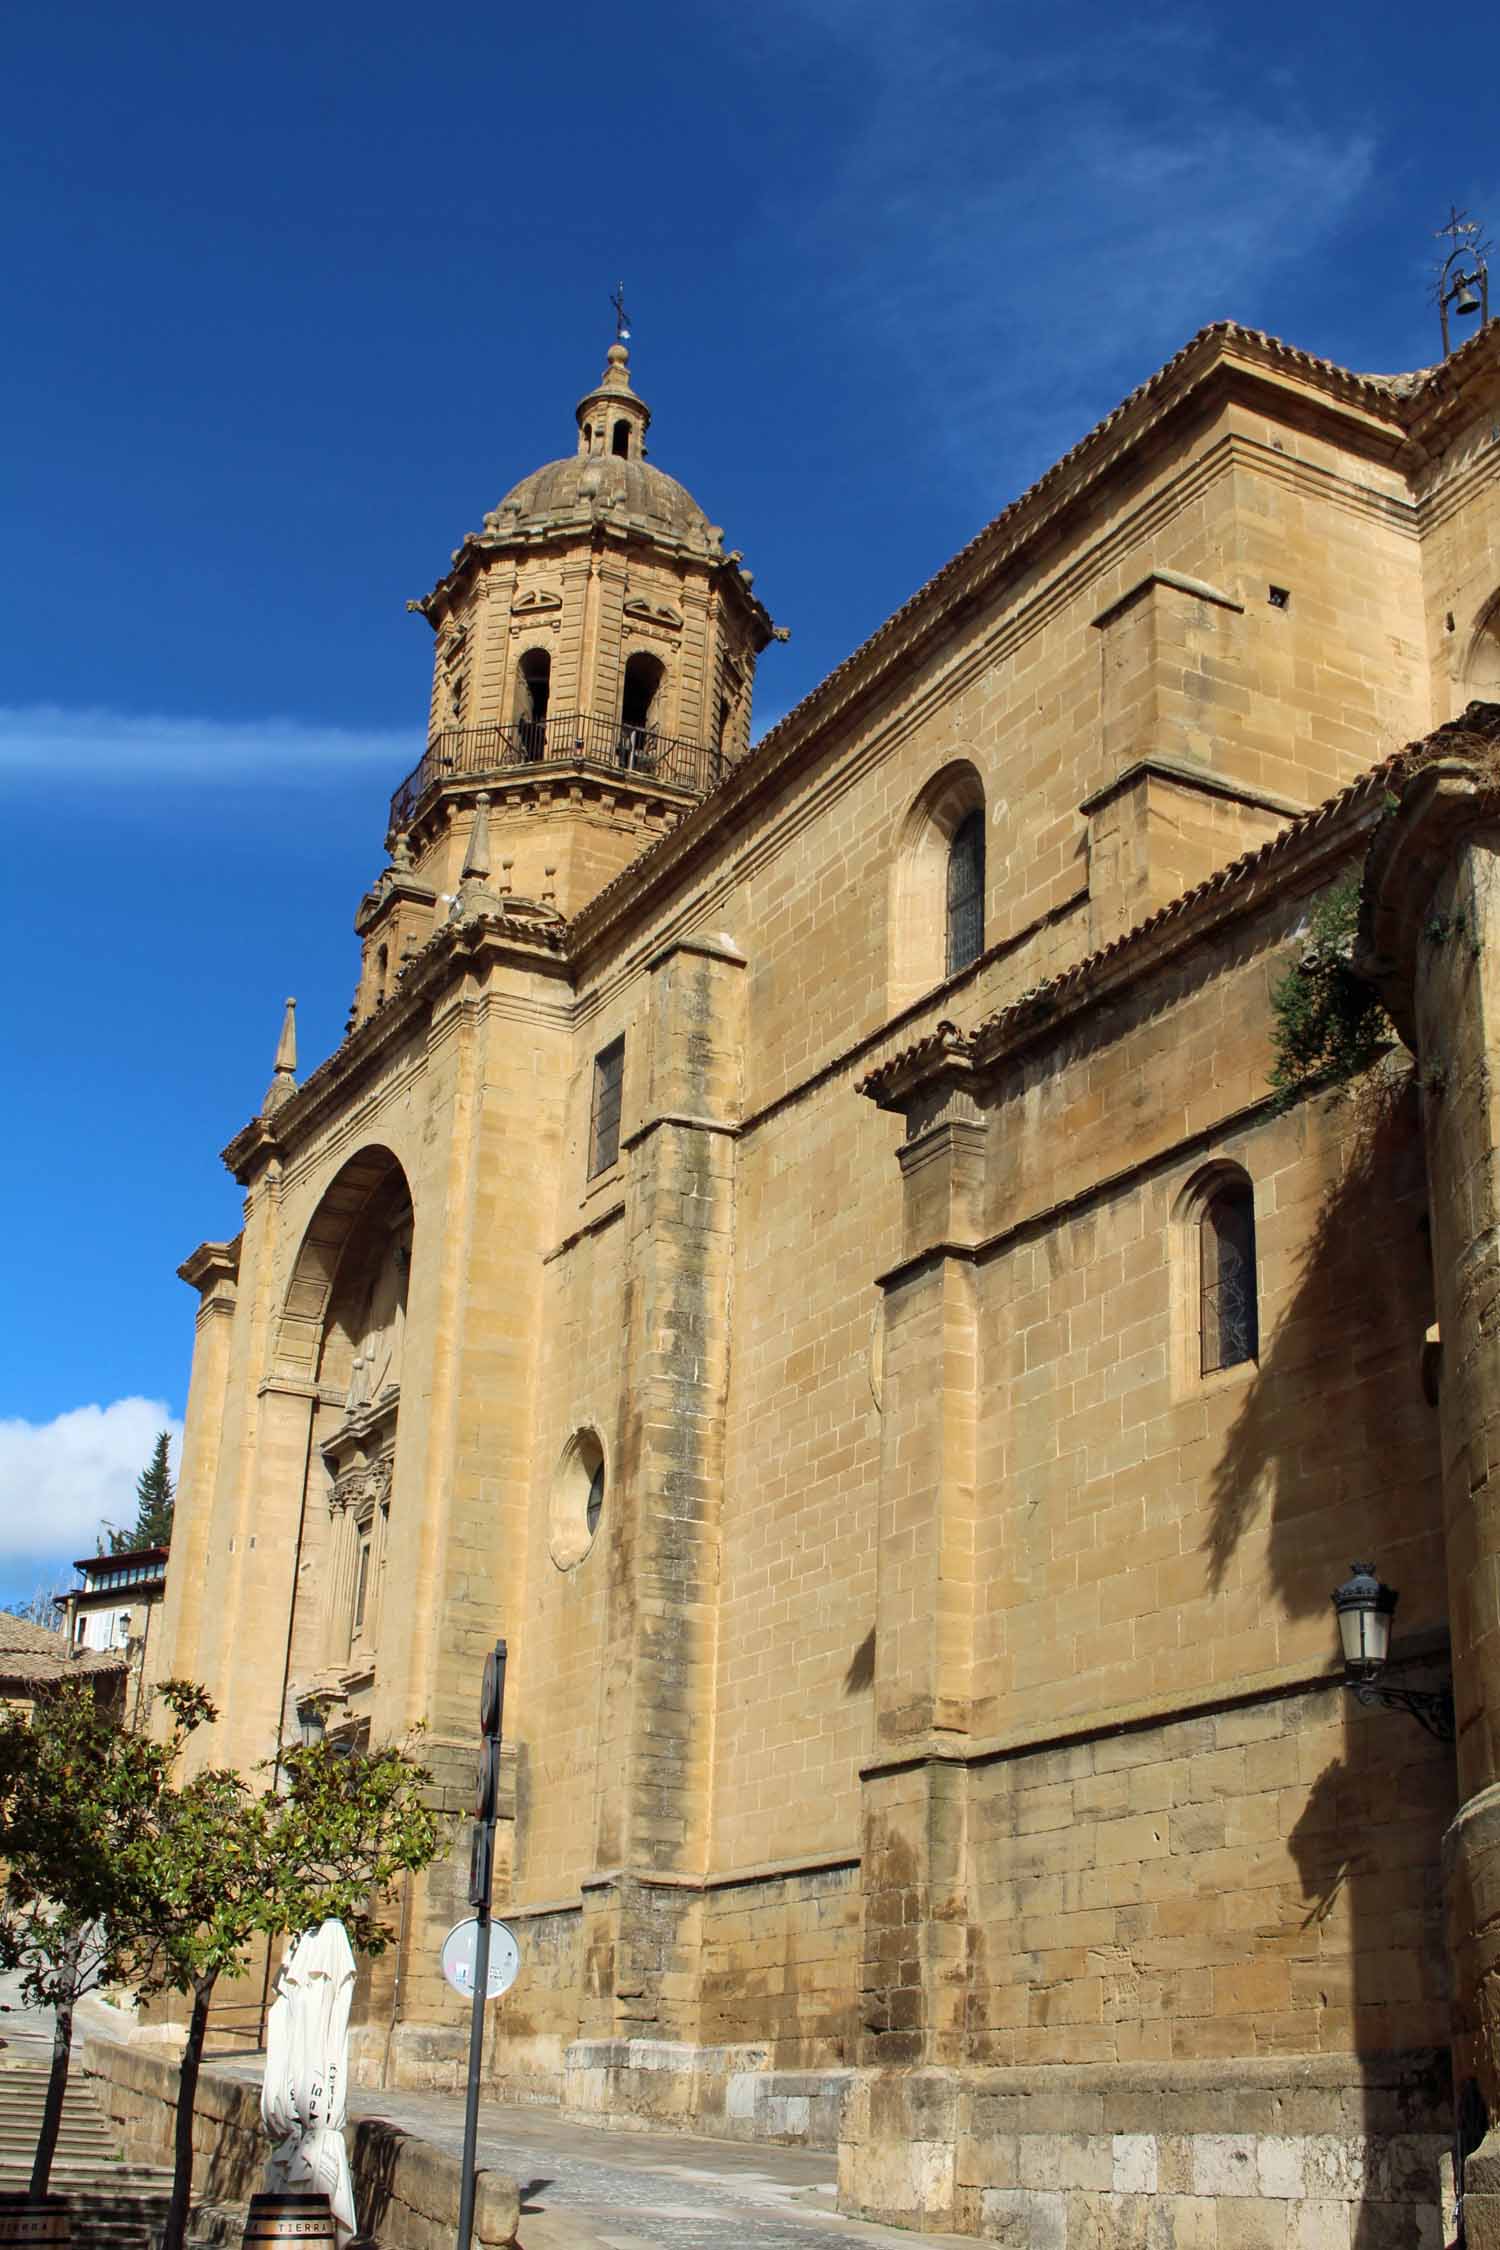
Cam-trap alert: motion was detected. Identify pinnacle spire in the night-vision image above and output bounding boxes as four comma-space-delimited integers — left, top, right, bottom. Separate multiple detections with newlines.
462, 793, 492, 883
449, 795, 503, 922
262, 997, 298, 1115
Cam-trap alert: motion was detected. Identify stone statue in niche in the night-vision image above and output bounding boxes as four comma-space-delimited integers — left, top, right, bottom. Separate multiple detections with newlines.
339, 1223, 411, 1417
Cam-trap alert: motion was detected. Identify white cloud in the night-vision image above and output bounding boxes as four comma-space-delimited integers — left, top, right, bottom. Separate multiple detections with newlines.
0, 704, 409, 782
0, 1400, 183, 1581
761, 5, 1375, 496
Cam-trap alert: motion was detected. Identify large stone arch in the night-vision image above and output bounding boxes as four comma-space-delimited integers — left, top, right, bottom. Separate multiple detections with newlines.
272, 1144, 413, 1385
1462, 590, 1500, 704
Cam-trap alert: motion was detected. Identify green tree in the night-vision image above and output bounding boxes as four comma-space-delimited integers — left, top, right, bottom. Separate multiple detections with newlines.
0, 1681, 207, 2195
131, 1431, 175, 1549
0, 1682, 446, 2249
116, 1708, 445, 2250
97, 1429, 176, 1555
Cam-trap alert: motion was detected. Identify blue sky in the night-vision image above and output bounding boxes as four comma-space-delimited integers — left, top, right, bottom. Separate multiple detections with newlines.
1, 0, 1492, 1599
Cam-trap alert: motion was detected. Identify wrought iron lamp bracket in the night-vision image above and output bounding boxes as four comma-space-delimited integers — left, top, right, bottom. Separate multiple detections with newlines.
1346, 1674, 1455, 1742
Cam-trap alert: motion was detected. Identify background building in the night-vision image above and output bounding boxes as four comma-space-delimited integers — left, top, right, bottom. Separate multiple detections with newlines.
153, 310, 1500, 2242
0, 1611, 125, 1719
59, 1547, 168, 1657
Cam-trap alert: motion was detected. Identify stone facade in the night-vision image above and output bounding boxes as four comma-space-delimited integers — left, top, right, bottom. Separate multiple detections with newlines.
152, 315, 1500, 2241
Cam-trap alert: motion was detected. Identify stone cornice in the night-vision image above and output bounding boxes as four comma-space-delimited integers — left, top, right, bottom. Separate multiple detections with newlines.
411, 517, 776, 650
566, 327, 1425, 970
1077, 752, 1308, 821
353, 868, 438, 937
1089, 566, 1244, 630
220, 908, 570, 1185
397, 756, 701, 861
177, 1236, 241, 1294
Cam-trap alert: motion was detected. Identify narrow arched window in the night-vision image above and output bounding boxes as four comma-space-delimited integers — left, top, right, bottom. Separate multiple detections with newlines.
612, 419, 631, 459
620, 653, 665, 770
1201, 1180, 1258, 1374
945, 810, 986, 975
515, 648, 551, 757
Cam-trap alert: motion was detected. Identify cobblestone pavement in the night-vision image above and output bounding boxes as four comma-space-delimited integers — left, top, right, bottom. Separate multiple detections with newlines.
342, 2088, 974, 2250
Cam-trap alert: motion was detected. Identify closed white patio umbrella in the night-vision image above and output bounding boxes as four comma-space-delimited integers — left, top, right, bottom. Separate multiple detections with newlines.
261, 1919, 358, 2245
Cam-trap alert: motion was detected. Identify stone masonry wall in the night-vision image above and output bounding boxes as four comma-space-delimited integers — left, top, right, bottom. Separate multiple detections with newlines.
839, 2054, 1452, 2245
965, 1683, 1452, 2070
83, 2035, 520, 2250
700, 1861, 863, 2067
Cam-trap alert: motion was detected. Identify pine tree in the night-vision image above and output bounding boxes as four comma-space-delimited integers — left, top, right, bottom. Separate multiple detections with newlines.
131, 1430, 174, 1549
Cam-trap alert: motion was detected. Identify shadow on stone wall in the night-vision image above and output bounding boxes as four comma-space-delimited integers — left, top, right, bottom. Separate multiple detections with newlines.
1205, 1071, 1434, 1619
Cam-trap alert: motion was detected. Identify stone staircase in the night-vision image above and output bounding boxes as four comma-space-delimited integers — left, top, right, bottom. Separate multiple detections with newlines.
0, 2060, 173, 2248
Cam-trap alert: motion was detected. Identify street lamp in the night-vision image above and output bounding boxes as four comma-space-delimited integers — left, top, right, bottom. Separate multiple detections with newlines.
296, 1697, 328, 1749
1330, 1561, 1454, 1741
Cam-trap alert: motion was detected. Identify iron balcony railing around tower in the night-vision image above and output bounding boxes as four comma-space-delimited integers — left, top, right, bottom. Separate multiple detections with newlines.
389, 712, 726, 831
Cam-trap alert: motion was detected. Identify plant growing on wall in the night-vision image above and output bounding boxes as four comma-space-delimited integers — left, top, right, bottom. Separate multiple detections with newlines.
1269, 876, 1395, 1106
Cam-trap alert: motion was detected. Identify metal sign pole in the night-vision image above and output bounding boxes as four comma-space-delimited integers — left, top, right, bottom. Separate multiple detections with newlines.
456, 1639, 506, 2250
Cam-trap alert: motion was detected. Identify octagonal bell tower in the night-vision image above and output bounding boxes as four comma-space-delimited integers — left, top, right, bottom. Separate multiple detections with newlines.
353, 338, 780, 1021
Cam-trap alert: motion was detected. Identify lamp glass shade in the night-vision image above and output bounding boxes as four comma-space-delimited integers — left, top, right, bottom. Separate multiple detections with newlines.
297, 1703, 326, 1748
1332, 1562, 1397, 1676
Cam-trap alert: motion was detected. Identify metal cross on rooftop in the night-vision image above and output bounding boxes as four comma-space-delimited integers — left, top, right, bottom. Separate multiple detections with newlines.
611, 282, 631, 344
1436, 204, 1483, 254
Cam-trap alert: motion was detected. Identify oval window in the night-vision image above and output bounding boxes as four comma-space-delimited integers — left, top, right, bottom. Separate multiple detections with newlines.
550, 1429, 605, 1569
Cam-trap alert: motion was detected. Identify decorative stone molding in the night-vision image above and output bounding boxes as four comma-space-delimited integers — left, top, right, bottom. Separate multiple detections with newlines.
623, 595, 684, 631
328, 1453, 393, 1519
1358, 714, 1500, 1046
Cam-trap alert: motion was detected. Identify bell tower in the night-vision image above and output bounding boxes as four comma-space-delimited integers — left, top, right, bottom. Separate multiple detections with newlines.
352, 336, 781, 1024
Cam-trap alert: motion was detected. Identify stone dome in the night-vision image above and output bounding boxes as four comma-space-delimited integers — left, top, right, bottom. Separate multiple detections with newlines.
484, 453, 719, 554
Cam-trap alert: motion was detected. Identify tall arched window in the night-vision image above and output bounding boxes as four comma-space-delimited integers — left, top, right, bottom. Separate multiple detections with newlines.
515, 648, 551, 757
612, 418, 631, 459
946, 810, 986, 975
1200, 1177, 1258, 1375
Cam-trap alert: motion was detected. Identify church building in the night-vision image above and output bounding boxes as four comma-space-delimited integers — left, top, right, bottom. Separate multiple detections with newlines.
155, 298, 1500, 2244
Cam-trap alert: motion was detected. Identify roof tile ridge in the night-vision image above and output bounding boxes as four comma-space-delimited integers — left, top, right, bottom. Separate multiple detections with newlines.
860, 751, 1405, 1097
966, 754, 1406, 1042
570, 323, 1423, 960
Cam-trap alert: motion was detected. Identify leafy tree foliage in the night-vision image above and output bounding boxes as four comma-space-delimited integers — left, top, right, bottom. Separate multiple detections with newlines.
0, 1681, 206, 2195
0, 1681, 447, 2250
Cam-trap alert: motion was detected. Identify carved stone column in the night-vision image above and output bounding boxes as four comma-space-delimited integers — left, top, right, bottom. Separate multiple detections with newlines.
1362, 719, 1500, 2239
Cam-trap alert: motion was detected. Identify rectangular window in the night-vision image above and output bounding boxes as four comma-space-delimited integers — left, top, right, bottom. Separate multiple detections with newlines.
353, 1536, 372, 1636
588, 1037, 625, 1178
1201, 1188, 1258, 1376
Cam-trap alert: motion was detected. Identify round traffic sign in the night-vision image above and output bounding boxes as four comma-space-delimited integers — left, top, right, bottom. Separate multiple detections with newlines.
441, 1917, 519, 2002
